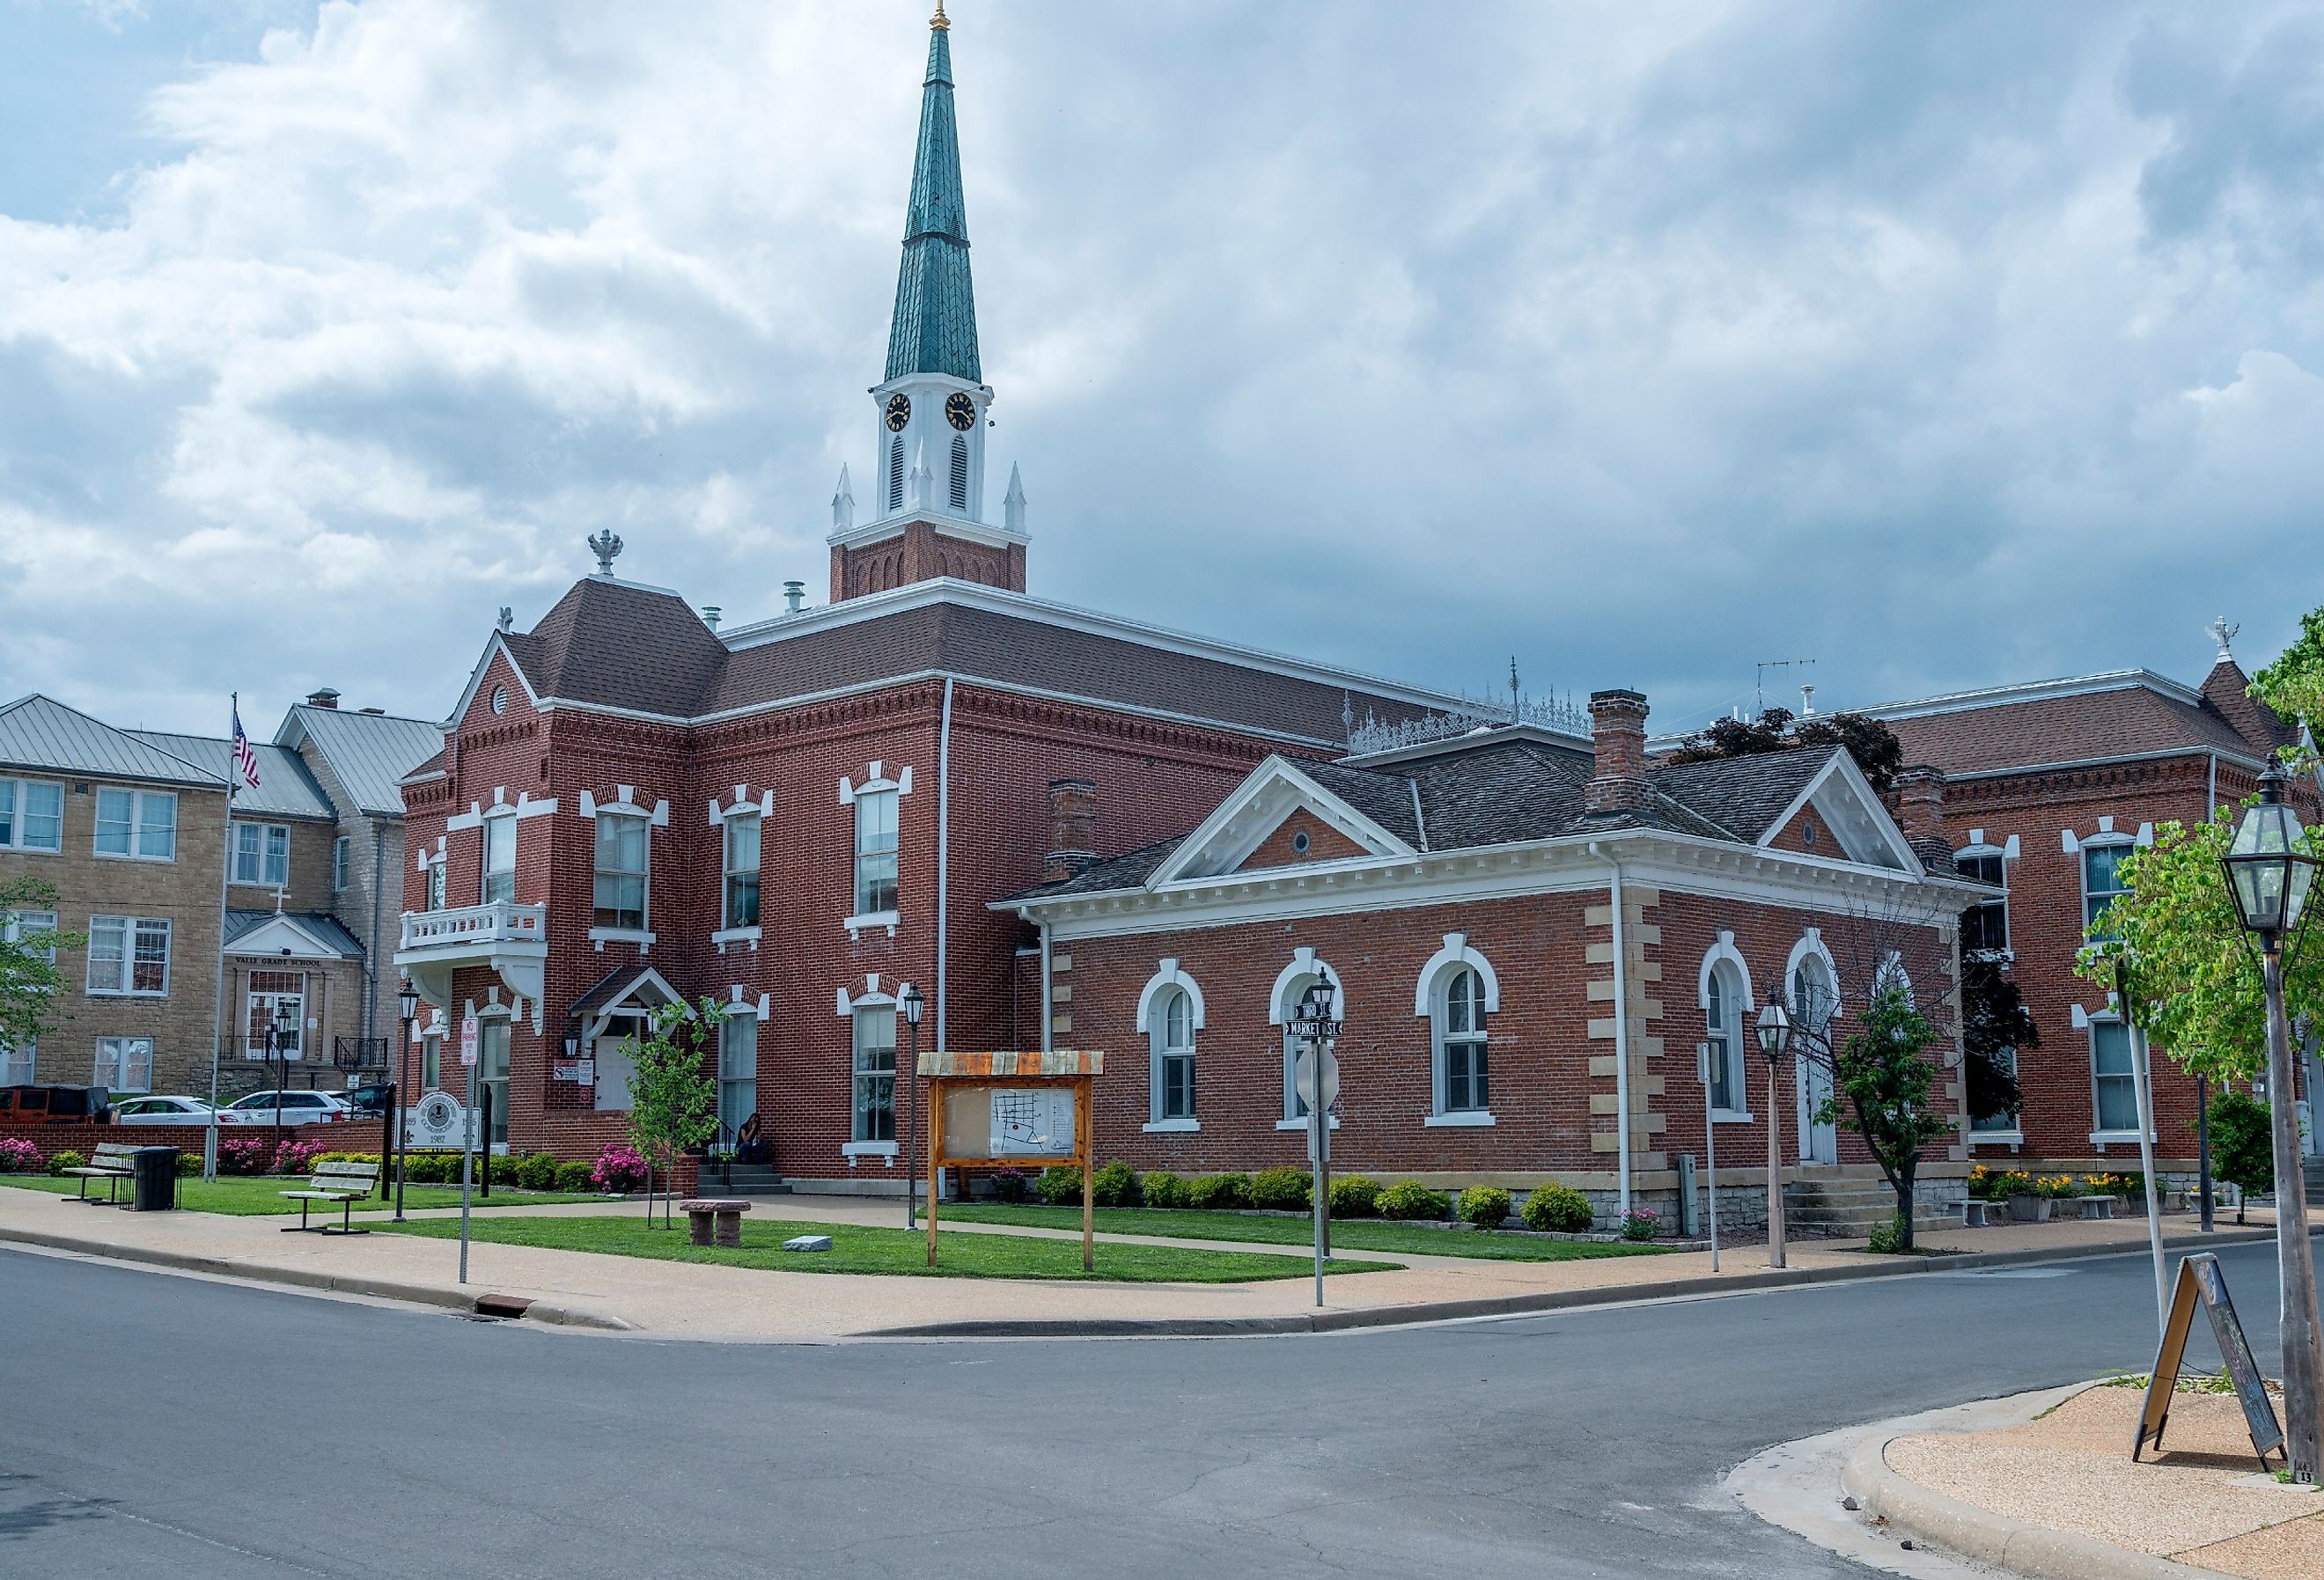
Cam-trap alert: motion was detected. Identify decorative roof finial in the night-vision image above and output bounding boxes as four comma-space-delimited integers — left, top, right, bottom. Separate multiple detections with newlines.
496, 606, 513, 633
2209, 614, 2239, 664
587, 530, 624, 577
930, 0, 949, 31
1509, 657, 1522, 724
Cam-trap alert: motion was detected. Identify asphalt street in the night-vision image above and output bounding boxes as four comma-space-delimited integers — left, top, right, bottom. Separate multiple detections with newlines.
4, 1239, 2313, 1579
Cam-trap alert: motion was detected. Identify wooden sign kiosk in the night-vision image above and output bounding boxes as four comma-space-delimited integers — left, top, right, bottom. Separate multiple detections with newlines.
920, 1049, 1105, 1270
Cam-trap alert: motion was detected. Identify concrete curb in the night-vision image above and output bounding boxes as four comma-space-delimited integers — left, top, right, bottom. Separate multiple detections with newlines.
865, 1227, 2284, 1339
1841, 1410, 2231, 1580
0, 1224, 634, 1331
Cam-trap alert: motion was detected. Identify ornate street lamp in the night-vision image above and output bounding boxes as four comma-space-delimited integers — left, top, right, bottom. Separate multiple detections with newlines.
1755, 993, 1794, 1271
393, 980, 420, 1220
899, 982, 925, 1230
2221, 761, 2324, 1481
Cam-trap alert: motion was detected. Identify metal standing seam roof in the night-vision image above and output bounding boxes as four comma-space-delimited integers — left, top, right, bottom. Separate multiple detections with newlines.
128, 731, 335, 820
0, 694, 223, 787
276, 705, 445, 818
224, 909, 365, 958
886, 21, 980, 383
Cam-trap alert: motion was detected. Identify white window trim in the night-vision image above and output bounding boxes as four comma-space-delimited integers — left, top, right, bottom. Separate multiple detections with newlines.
85, 915, 171, 997
588, 805, 653, 944
2076, 833, 2136, 934
232, 821, 293, 887
1143, 1118, 1202, 1134
479, 807, 519, 906
1783, 930, 1843, 1025
842, 764, 908, 938
711, 925, 763, 951
93, 787, 178, 863
1411, 932, 1500, 1018
1144, 966, 1201, 1126
1872, 950, 1914, 1005
332, 835, 349, 892
1270, 947, 1343, 1121
842, 1140, 900, 1158
1955, 835, 2014, 956
93, 1035, 154, 1093
2083, 1011, 2146, 1141
1699, 934, 1753, 1121
1421, 938, 1496, 1121
843, 908, 901, 940
1275, 1116, 1341, 1132
715, 795, 766, 946
0, 777, 64, 854
1424, 1110, 1497, 1128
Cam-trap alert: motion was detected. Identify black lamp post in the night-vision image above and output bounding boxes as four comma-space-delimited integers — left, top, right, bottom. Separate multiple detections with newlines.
268, 997, 298, 1163
2221, 760, 2323, 1481
393, 979, 419, 1221
900, 982, 924, 1230
1755, 992, 1793, 1270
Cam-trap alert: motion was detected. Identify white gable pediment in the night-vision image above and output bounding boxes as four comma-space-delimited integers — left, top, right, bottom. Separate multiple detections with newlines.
1148, 757, 1415, 886
227, 915, 353, 961
1759, 753, 1918, 872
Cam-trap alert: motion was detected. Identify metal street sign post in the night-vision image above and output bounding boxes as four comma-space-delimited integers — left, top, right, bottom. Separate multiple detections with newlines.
1695, 1042, 1720, 1273
457, 1015, 478, 1285
1289, 993, 1342, 1311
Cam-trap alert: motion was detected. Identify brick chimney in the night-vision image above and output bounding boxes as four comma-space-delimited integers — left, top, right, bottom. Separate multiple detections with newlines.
1585, 689, 1652, 814
1893, 764, 1951, 868
305, 687, 340, 710
1043, 779, 1097, 884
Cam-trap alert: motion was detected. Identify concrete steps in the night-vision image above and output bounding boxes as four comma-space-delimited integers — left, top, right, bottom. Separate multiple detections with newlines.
693, 1162, 791, 1197
1783, 1175, 1952, 1238
2306, 1157, 2324, 1209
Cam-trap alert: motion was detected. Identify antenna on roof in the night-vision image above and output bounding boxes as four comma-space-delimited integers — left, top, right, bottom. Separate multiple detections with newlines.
1754, 658, 1814, 721
587, 530, 624, 577
1509, 657, 1521, 724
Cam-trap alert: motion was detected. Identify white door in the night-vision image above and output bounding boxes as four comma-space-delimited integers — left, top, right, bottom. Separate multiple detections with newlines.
1793, 964, 1840, 1165
592, 1020, 637, 1112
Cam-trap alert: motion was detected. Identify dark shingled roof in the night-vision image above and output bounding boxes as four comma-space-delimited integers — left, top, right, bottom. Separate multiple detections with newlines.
1876, 665, 2292, 777
501, 579, 731, 719
1648, 748, 1835, 841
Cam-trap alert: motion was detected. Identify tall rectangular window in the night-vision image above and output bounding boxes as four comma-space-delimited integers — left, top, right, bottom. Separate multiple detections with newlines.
592, 812, 647, 930
481, 815, 517, 906
332, 836, 349, 892
0, 1036, 33, 1085
2083, 842, 2131, 937
0, 780, 63, 851
95, 788, 176, 860
479, 1020, 510, 1146
2092, 1020, 2140, 1133
4, 909, 57, 965
232, 822, 290, 886
719, 1015, 759, 1138
724, 813, 761, 930
852, 1005, 896, 1143
87, 915, 170, 996
92, 1037, 152, 1094
1958, 849, 2009, 954
1971, 1047, 2019, 1133
246, 970, 305, 1059
1705, 965, 1745, 1113
426, 854, 446, 911
854, 789, 898, 916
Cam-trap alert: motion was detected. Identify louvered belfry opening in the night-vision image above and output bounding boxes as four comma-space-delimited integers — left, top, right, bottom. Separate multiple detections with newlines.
887, 437, 906, 511
949, 434, 969, 512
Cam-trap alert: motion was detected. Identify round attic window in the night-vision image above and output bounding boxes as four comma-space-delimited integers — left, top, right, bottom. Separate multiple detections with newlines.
1291, 829, 1311, 855
490, 685, 508, 716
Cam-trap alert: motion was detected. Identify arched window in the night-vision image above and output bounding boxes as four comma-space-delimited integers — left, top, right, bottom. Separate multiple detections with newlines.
1790, 952, 1838, 1042
1151, 988, 1195, 1123
1271, 951, 1342, 1122
887, 436, 906, 512
949, 434, 969, 512
1703, 958, 1748, 1116
1433, 966, 1489, 1116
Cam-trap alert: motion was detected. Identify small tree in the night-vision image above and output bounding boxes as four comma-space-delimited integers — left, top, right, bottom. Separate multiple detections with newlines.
2206, 1090, 2275, 1225
0, 878, 83, 1069
1813, 987, 1955, 1251
621, 998, 729, 1227
2251, 605, 2324, 767
1663, 706, 1905, 795
1960, 952, 2034, 1129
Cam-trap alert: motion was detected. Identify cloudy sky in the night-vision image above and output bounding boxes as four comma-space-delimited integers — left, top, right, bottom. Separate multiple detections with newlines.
4, 1, 2321, 739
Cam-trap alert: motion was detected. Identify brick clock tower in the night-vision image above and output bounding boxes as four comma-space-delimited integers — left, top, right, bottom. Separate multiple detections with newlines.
829, 4, 1028, 603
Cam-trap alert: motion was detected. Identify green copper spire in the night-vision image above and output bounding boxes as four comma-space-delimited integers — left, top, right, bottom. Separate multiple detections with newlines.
885, 11, 981, 383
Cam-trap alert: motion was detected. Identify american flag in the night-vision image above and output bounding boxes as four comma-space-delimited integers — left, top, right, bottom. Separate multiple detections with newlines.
232, 709, 261, 791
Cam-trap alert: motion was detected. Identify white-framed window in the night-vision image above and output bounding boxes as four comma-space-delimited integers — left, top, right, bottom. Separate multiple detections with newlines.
0, 779, 63, 852
425, 851, 447, 912
1790, 952, 1838, 1042
852, 1004, 896, 1143
246, 970, 305, 1059
1273, 956, 1342, 1122
2083, 840, 2132, 937
593, 812, 648, 930
94, 787, 175, 861
479, 1018, 510, 1146
232, 822, 290, 886
93, 1036, 152, 1093
719, 1014, 759, 1138
87, 915, 170, 996
1432, 966, 1489, 1115
1151, 988, 1196, 1122
1872, 952, 1914, 1004
481, 813, 518, 906
724, 812, 761, 930
1958, 847, 2008, 954
332, 836, 349, 892
4, 908, 58, 965
421, 1029, 442, 1092
2091, 1019, 2139, 1134
1703, 958, 1748, 1116
854, 788, 899, 917
0, 1036, 33, 1084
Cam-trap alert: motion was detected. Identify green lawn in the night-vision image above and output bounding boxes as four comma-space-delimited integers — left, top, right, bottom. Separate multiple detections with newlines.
379, 1213, 1401, 1282
0, 1173, 612, 1216
941, 1204, 1672, 1262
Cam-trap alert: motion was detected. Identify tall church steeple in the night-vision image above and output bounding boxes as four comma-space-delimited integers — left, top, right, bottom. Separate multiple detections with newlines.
830, 5, 1028, 604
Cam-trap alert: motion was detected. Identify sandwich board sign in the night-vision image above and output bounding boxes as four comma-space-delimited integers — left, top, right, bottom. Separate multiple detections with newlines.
2135, 1253, 2284, 1470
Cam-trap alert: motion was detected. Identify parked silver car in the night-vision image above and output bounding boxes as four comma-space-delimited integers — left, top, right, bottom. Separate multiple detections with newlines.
218, 1091, 356, 1125
110, 1094, 220, 1124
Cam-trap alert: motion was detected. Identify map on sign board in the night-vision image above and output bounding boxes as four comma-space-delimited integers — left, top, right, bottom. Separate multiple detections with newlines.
989, 1088, 1076, 1157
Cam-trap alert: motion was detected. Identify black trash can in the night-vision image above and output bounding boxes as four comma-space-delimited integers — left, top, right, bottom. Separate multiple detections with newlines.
130, 1147, 179, 1211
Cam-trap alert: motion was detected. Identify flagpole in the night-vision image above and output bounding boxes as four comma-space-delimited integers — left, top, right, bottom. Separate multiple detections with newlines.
204, 692, 237, 1181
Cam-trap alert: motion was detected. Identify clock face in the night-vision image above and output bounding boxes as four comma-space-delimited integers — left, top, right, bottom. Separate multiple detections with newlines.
945, 392, 977, 431
885, 393, 912, 432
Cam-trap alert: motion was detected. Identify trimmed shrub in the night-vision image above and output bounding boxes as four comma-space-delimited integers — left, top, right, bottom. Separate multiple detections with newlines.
1620, 1207, 1660, 1242
1091, 1159, 1141, 1208
276, 1138, 329, 1176
1035, 1165, 1085, 1206
513, 1152, 560, 1191
555, 1160, 597, 1193
1327, 1174, 1381, 1218
45, 1149, 85, 1177
1376, 1181, 1450, 1221
592, 1145, 649, 1194
173, 1150, 202, 1177
318, 1150, 381, 1165
1186, 1172, 1252, 1210
1250, 1166, 1311, 1212
1139, 1170, 1188, 1209
403, 1153, 444, 1184
1457, 1186, 1512, 1230
1521, 1182, 1595, 1233
0, 1136, 43, 1173
217, 1135, 275, 1176
988, 1168, 1030, 1204
1866, 1214, 1909, 1255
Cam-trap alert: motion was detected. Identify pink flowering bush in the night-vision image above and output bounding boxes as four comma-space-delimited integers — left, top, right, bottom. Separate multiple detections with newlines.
0, 1136, 43, 1173
1619, 1206, 1660, 1242
218, 1135, 276, 1176
276, 1138, 329, 1175
592, 1144, 649, 1194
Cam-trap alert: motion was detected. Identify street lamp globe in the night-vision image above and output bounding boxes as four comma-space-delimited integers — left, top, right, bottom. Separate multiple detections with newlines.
899, 981, 925, 1027
1754, 995, 1792, 1062
2223, 762, 2318, 942
397, 978, 421, 1024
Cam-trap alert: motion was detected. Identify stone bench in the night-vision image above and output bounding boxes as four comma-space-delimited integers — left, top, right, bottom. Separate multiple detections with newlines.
2077, 1195, 2117, 1220
678, 1198, 751, 1247
1960, 1200, 1991, 1227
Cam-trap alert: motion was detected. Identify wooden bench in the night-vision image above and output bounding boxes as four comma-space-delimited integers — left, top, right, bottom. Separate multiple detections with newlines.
678, 1197, 751, 1247
64, 1142, 140, 1204
280, 1160, 382, 1234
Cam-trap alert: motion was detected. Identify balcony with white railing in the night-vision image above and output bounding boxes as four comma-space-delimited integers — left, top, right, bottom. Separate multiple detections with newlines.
395, 902, 548, 1030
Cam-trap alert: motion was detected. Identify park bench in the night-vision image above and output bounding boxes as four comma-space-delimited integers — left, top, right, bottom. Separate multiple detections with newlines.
1959, 1200, 1990, 1228
678, 1197, 752, 1247
64, 1142, 140, 1204
279, 1159, 382, 1235
2077, 1195, 2117, 1221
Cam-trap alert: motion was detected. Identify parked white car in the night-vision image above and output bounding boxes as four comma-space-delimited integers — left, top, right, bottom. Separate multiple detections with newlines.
111, 1094, 221, 1124
219, 1091, 356, 1125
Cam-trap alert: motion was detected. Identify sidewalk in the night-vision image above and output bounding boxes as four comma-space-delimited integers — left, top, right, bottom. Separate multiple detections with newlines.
0, 1186, 2282, 1341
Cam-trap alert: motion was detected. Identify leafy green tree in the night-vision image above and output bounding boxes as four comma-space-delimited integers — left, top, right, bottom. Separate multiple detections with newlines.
2252, 606, 2324, 766
0, 878, 83, 1066
621, 997, 730, 1227
2206, 1090, 2276, 1225
1664, 707, 1905, 794
1813, 988, 1956, 1251
1960, 952, 2034, 1128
